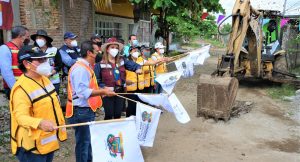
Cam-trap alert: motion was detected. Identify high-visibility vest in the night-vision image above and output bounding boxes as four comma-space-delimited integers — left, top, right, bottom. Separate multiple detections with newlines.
126, 57, 145, 91
65, 61, 102, 118
9, 74, 67, 155
151, 52, 167, 74
143, 58, 155, 87
3, 42, 22, 88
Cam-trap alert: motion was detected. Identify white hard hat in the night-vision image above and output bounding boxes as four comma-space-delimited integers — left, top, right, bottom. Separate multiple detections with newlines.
154, 42, 165, 49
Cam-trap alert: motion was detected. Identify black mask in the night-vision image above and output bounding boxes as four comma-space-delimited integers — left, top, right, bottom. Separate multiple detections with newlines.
96, 42, 102, 47
23, 39, 30, 46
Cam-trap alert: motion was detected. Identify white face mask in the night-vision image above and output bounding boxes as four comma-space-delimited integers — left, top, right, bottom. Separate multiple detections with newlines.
131, 51, 140, 58
159, 49, 165, 54
71, 40, 78, 47
109, 48, 119, 57
36, 39, 46, 48
35, 62, 52, 76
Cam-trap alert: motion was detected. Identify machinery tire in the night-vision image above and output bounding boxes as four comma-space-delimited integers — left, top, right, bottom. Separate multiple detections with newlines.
274, 55, 288, 73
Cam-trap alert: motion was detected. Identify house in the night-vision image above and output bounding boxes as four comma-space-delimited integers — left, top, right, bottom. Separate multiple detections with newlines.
1, 0, 152, 47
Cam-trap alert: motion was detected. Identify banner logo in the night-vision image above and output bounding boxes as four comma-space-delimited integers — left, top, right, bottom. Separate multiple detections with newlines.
142, 111, 152, 123
107, 133, 124, 159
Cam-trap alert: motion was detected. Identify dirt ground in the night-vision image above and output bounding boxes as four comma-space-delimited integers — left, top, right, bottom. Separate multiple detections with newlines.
53, 54, 300, 162
1, 51, 300, 162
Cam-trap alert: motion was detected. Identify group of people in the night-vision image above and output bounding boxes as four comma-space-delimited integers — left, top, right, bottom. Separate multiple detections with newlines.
0, 25, 172, 162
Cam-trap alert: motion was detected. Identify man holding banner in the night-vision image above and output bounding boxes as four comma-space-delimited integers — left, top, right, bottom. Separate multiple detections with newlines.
66, 40, 116, 162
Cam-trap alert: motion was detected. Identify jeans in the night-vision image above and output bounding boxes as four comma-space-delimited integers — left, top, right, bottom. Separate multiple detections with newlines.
16, 148, 54, 162
4, 88, 11, 99
68, 107, 95, 162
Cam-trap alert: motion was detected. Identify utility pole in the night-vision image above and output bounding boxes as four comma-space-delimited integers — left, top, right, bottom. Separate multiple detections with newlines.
283, 0, 287, 17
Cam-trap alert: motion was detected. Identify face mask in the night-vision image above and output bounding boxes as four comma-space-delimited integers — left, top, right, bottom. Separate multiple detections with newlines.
31, 61, 52, 76
71, 40, 78, 47
36, 39, 46, 48
132, 40, 139, 46
109, 48, 119, 57
159, 49, 165, 54
143, 51, 150, 57
131, 51, 140, 58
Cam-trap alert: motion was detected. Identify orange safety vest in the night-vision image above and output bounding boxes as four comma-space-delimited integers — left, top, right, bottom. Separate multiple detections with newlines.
65, 61, 102, 118
3, 42, 22, 88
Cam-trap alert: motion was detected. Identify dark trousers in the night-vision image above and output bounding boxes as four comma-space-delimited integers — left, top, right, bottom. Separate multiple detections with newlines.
155, 83, 163, 94
102, 96, 124, 120
4, 88, 10, 99
126, 90, 144, 117
143, 86, 154, 93
16, 148, 54, 162
68, 107, 95, 162
53, 83, 60, 95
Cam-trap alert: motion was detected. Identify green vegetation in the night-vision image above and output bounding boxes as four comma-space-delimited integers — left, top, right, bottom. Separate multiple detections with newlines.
130, 0, 224, 51
266, 84, 296, 100
204, 38, 225, 48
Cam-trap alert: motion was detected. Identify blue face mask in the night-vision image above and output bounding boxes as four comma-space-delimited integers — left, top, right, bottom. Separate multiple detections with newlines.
132, 40, 139, 46
143, 51, 150, 57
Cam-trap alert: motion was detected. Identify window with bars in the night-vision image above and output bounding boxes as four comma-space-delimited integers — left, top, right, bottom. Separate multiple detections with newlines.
94, 21, 123, 39
137, 20, 151, 43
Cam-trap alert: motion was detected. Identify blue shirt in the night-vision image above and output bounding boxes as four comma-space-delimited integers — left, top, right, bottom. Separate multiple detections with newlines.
70, 59, 93, 107
123, 43, 130, 58
0, 45, 16, 89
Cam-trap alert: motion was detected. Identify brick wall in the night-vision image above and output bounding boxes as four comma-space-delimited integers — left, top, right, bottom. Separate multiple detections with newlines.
19, 0, 94, 48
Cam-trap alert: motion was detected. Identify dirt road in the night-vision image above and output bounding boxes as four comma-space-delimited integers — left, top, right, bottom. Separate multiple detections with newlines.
1, 54, 299, 162
141, 55, 300, 162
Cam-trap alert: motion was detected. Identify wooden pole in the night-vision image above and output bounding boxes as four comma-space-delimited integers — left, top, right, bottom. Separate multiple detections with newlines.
55, 118, 133, 129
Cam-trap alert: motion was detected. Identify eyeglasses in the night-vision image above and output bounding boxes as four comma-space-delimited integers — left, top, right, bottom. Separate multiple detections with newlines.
32, 58, 48, 63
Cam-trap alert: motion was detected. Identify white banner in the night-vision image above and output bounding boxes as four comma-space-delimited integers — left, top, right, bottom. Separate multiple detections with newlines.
90, 117, 144, 162
168, 93, 191, 124
136, 103, 161, 147
195, 45, 210, 65
175, 56, 194, 78
155, 71, 182, 94
136, 93, 173, 112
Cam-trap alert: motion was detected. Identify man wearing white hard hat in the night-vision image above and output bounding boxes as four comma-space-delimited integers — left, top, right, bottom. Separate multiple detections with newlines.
151, 42, 172, 93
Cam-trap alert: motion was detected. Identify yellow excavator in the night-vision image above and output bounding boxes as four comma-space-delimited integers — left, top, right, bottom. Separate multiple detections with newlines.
197, 0, 299, 121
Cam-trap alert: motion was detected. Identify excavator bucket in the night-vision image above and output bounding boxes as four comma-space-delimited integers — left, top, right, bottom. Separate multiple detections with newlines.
197, 74, 239, 121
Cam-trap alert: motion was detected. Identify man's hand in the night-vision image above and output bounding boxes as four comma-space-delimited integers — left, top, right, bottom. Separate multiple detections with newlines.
135, 69, 143, 74
38, 120, 56, 132
163, 57, 173, 62
103, 87, 117, 97
126, 80, 135, 85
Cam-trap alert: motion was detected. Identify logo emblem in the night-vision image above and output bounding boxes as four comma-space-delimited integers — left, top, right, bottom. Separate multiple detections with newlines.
107, 133, 124, 159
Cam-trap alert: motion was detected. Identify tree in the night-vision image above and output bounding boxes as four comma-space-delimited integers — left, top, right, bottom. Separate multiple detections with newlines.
130, 0, 224, 53
220, 23, 232, 35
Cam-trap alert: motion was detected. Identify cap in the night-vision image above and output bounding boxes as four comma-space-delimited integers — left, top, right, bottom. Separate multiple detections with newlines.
154, 42, 165, 49
18, 45, 50, 63
140, 45, 151, 51
90, 33, 103, 40
64, 32, 78, 39
129, 45, 140, 52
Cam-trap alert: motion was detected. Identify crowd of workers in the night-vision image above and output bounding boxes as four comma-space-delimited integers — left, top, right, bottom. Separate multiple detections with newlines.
0, 25, 172, 162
